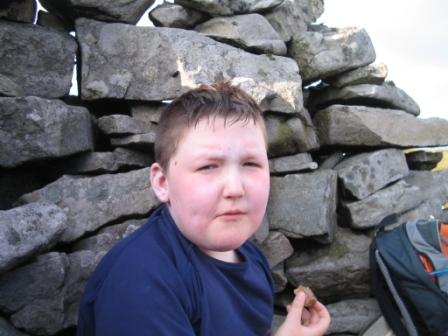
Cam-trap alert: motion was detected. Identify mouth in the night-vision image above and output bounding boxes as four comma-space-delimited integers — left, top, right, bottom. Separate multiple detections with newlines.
217, 210, 245, 219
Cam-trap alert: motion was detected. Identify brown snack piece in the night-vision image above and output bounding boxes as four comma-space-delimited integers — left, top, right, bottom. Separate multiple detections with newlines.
294, 285, 317, 307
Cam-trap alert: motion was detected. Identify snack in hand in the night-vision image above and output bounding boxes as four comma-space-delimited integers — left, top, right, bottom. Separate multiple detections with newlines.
293, 285, 317, 307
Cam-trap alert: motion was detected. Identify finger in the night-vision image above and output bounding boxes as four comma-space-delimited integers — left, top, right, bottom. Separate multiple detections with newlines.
301, 308, 311, 326
284, 291, 306, 325
307, 302, 331, 332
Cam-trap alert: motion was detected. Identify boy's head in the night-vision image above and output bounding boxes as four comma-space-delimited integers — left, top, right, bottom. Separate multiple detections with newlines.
154, 81, 266, 172
150, 81, 269, 262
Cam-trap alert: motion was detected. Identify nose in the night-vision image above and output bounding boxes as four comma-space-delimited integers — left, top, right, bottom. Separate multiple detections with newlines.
222, 167, 245, 199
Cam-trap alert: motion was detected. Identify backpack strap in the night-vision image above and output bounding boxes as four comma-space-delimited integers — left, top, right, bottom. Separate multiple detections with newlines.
375, 250, 419, 336
369, 236, 411, 336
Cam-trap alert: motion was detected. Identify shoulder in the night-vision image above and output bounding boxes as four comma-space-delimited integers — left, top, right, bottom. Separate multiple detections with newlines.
86, 206, 197, 297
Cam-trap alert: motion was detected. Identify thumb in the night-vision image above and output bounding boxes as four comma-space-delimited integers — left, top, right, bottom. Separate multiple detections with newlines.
284, 292, 305, 325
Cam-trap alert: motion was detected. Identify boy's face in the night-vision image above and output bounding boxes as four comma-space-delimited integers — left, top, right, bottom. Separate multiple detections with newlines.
150, 117, 270, 261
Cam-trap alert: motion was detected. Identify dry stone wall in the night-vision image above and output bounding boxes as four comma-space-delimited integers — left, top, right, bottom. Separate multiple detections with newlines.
1, 0, 448, 335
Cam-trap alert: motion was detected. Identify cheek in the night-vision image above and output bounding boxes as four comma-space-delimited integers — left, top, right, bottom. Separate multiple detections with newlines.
249, 173, 270, 206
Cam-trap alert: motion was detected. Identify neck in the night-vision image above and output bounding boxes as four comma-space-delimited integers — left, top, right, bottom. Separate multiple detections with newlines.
202, 249, 242, 263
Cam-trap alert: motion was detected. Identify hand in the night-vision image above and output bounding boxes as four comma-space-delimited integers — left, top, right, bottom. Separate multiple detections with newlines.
274, 292, 331, 336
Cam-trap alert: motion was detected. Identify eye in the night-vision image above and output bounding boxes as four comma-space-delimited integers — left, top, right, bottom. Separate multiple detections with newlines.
243, 161, 261, 168
197, 164, 218, 171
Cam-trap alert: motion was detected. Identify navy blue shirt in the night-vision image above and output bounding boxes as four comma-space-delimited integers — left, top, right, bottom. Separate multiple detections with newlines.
77, 205, 274, 335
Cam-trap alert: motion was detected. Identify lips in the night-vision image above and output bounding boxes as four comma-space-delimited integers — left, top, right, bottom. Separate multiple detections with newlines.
217, 210, 245, 218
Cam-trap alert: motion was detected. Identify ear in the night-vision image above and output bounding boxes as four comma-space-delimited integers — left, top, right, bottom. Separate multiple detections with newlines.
150, 162, 170, 203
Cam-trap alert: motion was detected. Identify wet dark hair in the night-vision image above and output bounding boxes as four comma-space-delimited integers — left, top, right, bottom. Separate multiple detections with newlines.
154, 81, 266, 171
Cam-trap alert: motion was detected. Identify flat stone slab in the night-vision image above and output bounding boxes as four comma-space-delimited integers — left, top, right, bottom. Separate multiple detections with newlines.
341, 180, 424, 229
264, 0, 324, 42
310, 83, 420, 116
269, 153, 317, 175
405, 150, 443, 171
0, 20, 76, 98
195, 14, 287, 55
268, 170, 337, 242
258, 231, 294, 268
0, 252, 69, 335
175, 0, 283, 16
149, 2, 207, 28
76, 18, 303, 114
97, 114, 155, 136
0, 202, 66, 273
19, 168, 159, 242
327, 299, 381, 335
289, 26, 376, 82
56, 148, 153, 174
327, 63, 388, 88
0, 0, 36, 23
40, 0, 155, 24
0, 97, 94, 168
265, 114, 319, 157
313, 105, 448, 147
286, 227, 372, 301
335, 149, 409, 200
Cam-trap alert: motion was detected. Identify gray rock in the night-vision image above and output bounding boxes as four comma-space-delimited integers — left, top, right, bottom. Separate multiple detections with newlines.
327, 63, 388, 88
195, 14, 287, 55
0, 316, 29, 336
405, 150, 443, 171
0, 20, 76, 98
40, 0, 155, 24
63, 250, 104, 329
289, 26, 376, 82
310, 82, 421, 116
73, 218, 146, 253
19, 168, 160, 242
57, 148, 153, 174
264, 0, 324, 41
317, 151, 345, 170
110, 132, 157, 151
174, 0, 283, 16
341, 180, 424, 229
149, 2, 208, 28
0, 97, 94, 168
36, 10, 71, 32
0, 252, 68, 335
313, 105, 448, 147
271, 263, 288, 293
286, 227, 372, 300
269, 153, 318, 175
0, 202, 66, 273
335, 149, 410, 200
265, 114, 319, 157
258, 231, 294, 268
0, 73, 24, 97
326, 299, 381, 335
76, 19, 304, 114
0, 0, 36, 23
398, 198, 446, 224
130, 102, 165, 124
404, 170, 448, 203
251, 216, 270, 244
268, 170, 337, 242
97, 114, 155, 136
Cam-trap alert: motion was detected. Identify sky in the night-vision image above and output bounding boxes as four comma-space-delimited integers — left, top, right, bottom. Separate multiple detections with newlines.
38, 0, 446, 120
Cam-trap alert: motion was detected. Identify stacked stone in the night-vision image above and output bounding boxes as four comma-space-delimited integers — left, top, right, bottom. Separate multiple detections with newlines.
1, 0, 448, 335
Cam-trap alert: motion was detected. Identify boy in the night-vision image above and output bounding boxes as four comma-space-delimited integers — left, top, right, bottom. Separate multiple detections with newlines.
77, 81, 330, 335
